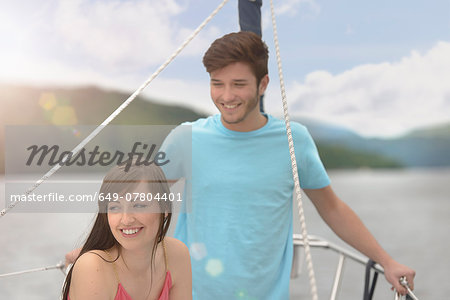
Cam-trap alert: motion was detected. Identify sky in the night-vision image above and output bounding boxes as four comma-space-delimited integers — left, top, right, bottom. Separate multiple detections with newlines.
1, 0, 449, 137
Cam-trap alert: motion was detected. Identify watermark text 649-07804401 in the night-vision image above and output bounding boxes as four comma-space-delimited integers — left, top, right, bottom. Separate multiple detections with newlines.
98, 192, 182, 202
9, 192, 182, 203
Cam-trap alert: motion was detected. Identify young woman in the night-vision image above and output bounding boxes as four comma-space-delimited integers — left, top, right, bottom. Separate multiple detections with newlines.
62, 161, 192, 300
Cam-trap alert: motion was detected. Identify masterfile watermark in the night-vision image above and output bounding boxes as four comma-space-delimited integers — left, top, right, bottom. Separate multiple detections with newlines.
25, 142, 169, 172
4, 125, 192, 213
9, 192, 98, 203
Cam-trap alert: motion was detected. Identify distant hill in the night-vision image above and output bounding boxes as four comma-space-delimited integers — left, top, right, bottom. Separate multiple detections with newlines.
406, 123, 450, 139
293, 117, 450, 168
364, 124, 450, 167
0, 84, 206, 173
1, 84, 449, 172
0, 84, 205, 126
316, 144, 403, 169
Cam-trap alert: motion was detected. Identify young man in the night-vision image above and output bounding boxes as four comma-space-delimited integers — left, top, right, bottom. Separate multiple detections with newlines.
160, 31, 415, 299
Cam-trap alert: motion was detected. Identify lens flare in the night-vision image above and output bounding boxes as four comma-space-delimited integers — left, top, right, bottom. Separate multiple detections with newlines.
71, 128, 81, 137
51, 106, 78, 125
38, 93, 57, 111
205, 259, 223, 277
236, 289, 247, 298
235, 289, 256, 300
190, 243, 207, 260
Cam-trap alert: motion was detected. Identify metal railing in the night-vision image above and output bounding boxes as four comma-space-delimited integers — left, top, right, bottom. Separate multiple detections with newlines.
0, 234, 418, 299
291, 234, 419, 300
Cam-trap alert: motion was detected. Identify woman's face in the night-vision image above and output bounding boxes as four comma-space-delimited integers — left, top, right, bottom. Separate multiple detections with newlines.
107, 183, 161, 251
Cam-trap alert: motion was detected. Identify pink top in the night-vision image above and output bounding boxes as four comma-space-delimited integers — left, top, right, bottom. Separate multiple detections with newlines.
68, 240, 172, 300
114, 271, 172, 300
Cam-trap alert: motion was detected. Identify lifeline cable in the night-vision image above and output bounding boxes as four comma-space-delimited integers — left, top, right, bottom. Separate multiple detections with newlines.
0, 262, 65, 278
0, 0, 230, 218
269, 0, 319, 299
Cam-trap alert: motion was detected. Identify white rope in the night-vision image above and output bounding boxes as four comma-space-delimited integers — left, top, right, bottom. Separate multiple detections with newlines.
0, 262, 65, 278
0, 0, 230, 218
269, 1, 319, 299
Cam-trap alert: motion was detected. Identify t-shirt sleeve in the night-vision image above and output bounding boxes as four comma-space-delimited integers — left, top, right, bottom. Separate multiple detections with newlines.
159, 124, 192, 181
292, 123, 330, 189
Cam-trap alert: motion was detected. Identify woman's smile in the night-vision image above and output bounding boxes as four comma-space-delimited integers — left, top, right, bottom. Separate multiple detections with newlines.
120, 227, 143, 238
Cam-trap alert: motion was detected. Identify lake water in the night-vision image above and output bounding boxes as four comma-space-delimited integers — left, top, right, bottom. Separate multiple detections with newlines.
0, 169, 449, 299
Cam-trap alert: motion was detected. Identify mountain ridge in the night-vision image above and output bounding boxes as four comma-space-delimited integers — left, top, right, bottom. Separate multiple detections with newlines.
1, 84, 449, 171
291, 116, 450, 168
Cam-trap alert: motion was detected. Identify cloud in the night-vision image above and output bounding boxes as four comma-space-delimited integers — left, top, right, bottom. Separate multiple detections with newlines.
141, 77, 215, 115
262, 0, 321, 30
0, 0, 220, 81
0, 45, 214, 115
275, 0, 320, 17
271, 41, 450, 137
345, 24, 355, 35
52, 0, 216, 73
0, 0, 222, 115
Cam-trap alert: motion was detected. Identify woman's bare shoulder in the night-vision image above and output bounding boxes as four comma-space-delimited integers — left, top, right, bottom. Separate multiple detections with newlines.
164, 237, 191, 275
163, 237, 192, 298
69, 250, 117, 299
73, 250, 115, 272
164, 237, 190, 262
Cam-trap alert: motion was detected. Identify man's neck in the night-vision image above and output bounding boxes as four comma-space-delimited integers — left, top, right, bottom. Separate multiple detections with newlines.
221, 113, 268, 132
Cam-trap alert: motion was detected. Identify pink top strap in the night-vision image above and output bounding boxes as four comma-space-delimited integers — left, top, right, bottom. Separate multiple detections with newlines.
157, 271, 172, 300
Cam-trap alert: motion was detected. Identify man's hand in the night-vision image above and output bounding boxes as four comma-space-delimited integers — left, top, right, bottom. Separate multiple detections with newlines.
383, 259, 416, 296
65, 248, 82, 268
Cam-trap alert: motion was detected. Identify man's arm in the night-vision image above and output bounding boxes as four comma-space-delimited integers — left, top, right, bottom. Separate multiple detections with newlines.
304, 185, 415, 295
65, 247, 81, 267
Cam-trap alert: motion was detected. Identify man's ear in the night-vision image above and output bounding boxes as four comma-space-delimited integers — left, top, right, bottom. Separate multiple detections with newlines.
258, 74, 269, 95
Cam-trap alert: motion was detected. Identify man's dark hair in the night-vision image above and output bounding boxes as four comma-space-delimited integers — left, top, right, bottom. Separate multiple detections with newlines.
203, 31, 269, 85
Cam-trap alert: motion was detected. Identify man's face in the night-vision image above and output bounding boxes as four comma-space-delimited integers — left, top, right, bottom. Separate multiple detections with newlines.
210, 62, 268, 132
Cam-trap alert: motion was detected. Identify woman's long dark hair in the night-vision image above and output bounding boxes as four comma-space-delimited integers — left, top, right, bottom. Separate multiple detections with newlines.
62, 161, 172, 299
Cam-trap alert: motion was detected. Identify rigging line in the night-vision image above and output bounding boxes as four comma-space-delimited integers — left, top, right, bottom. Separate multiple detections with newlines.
0, 0, 230, 218
268, 1, 319, 299
0, 262, 65, 278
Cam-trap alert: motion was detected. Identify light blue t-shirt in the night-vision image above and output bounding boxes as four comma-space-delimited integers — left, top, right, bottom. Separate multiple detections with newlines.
160, 114, 330, 299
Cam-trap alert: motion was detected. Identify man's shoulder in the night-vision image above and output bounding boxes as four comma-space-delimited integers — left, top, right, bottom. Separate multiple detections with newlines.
190, 114, 219, 128
179, 115, 222, 136
162, 115, 219, 145
268, 114, 309, 134
174, 115, 218, 129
